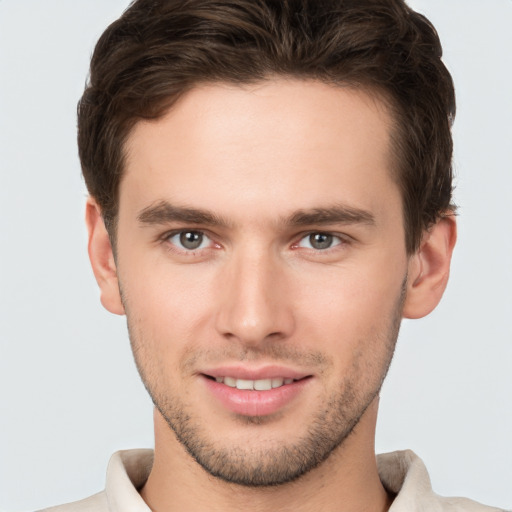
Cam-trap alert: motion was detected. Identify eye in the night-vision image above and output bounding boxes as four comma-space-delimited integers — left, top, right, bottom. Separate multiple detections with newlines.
297, 232, 343, 250
167, 230, 211, 251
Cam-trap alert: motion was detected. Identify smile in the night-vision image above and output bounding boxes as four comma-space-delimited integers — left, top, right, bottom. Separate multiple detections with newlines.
202, 373, 312, 416
213, 376, 296, 390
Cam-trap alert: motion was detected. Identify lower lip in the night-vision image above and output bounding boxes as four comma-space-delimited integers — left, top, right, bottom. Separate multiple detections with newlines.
202, 376, 311, 417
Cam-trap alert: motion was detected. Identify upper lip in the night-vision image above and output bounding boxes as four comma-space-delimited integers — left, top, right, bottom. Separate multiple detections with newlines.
201, 365, 311, 381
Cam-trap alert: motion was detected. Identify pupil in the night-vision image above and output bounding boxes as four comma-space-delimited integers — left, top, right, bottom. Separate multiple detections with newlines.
310, 233, 332, 250
180, 231, 202, 249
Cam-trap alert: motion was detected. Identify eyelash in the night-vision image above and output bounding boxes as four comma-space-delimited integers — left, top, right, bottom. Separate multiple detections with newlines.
292, 232, 346, 252
161, 230, 218, 255
159, 229, 350, 255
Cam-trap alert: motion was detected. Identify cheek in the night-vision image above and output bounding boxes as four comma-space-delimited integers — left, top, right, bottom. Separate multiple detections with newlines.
297, 262, 404, 317
121, 268, 210, 392
120, 258, 218, 342
298, 271, 404, 395
292, 260, 406, 352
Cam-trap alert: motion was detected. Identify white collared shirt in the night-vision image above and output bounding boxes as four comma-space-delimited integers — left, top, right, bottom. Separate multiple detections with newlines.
40, 449, 506, 512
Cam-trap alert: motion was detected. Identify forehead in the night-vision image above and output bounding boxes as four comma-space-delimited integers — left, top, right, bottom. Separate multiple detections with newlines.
121, 79, 400, 225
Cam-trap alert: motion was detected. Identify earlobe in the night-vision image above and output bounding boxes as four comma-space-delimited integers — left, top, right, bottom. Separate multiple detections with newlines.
403, 215, 457, 319
85, 198, 125, 316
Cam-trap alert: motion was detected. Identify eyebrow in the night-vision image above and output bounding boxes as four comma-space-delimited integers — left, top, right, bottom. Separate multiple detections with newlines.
137, 201, 375, 229
287, 206, 375, 227
137, 201, 232, 228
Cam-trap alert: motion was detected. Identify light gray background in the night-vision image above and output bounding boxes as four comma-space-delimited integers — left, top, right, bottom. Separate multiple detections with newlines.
1, 1, 511, 510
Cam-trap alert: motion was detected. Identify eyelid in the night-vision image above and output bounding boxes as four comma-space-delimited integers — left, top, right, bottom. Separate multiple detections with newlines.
160, 228, 219, 252
292, 231, 351, 251
157, 228, 352, 253
159, 227, 209, 240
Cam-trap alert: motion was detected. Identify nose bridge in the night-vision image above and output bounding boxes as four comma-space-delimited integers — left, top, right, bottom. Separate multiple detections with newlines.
215, 242, 294, 345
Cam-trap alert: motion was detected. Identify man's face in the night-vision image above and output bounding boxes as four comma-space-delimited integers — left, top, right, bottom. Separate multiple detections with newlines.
115, 80, 411, 485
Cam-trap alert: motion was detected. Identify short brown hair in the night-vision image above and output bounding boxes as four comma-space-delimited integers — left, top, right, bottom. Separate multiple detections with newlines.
78, 0, 455, 253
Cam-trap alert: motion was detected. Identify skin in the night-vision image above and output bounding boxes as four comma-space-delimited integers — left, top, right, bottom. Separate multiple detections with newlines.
87, 79, 456, 512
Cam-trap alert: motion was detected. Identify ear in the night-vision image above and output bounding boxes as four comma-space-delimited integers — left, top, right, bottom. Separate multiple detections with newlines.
403, 215, 457, 319
85, 198, 125, 316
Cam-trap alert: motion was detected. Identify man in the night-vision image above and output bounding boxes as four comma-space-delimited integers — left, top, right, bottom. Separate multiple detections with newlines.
41, 0, 503, 511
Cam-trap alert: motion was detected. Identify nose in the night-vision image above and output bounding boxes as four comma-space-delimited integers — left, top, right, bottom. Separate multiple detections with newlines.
214, 248, 295, 347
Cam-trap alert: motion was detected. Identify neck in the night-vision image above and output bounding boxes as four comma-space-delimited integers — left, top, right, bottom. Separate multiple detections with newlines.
140, 398, 393, 512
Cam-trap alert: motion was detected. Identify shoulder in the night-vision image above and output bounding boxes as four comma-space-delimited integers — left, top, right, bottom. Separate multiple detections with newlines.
38, 491, 108, 512
35, 449, 153, 512
378, 450, 507, 512
435, 495, 508, 512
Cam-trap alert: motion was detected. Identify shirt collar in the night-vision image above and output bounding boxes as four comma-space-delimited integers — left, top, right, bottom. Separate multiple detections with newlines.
377, 450, 439, 511
104, 448, 437, 512
105, 449, 153, 512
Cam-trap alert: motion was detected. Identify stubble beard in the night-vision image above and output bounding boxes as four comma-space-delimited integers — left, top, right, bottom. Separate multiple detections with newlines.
125, 278, 406, 488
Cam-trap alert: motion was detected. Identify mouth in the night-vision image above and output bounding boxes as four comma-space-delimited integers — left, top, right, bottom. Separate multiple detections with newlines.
204, 375, 306, 391
200, 368, 313, 417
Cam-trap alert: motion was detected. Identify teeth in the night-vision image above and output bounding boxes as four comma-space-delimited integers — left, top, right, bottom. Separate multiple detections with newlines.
271, 378, 284, 388
254, 379, 272, 391
224, 376, 237, 387
215, 376, 295, 390
236, 379, 254, 390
